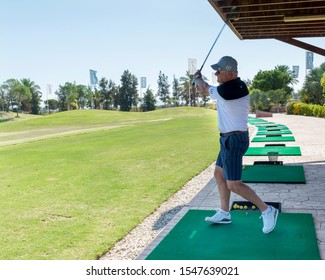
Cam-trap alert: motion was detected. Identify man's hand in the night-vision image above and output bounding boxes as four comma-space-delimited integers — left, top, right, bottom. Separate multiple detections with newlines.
192, 70, 210, 96
192, 70, 202, 86
194, 70, 202, 80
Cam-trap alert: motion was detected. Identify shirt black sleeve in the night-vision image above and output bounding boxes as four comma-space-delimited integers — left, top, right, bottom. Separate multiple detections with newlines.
217, 78, 249, 100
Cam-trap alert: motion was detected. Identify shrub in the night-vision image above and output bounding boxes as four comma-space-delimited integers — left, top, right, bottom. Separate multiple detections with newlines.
313, 104, 325, 117
286, 102, 295, 114
293, 102, 303, 115
287, 102, 325, 118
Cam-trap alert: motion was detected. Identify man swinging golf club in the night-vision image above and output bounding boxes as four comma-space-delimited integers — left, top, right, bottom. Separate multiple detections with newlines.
194, 56, 278, 234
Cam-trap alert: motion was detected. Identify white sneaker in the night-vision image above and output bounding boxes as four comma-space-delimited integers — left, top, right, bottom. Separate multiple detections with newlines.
261, 206, 279, 234
205, 210, 231, 224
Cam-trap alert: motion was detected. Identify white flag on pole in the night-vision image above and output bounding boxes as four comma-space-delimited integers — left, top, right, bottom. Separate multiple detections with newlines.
292, 66, 299, 78
140, 77, 147, 88
188, 58, 197, 75
306, 52, 314, 70
46, 84, 52, 96
89, 69, 98, 85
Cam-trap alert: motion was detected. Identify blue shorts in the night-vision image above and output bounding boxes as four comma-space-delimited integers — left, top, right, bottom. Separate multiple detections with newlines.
216, 132, 249, 181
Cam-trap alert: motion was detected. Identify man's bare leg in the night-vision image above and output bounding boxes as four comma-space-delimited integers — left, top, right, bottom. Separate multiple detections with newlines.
226, 180, 268, 212
206, 166, 269, 225
214, 166, 231, 211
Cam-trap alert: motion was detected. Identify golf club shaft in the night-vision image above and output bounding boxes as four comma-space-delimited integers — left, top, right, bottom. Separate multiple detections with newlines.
191, 21, 227, 86
199, 22, 227, 72
192, 6, 237, 85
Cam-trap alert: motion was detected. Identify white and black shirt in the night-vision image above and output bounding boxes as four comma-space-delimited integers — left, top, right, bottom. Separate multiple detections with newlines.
208, 78, 249, 133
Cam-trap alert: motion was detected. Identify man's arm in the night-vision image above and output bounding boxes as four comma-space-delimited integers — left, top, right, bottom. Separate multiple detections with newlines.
193, 70, 211, 96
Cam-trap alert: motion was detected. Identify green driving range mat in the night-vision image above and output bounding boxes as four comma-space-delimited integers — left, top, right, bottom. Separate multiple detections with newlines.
242, 165, 306, 183
146, 210, 320, 260
245, 146, 301, 156
258, 126, 289, 131
252, 136, 295, 142
257, 130, 292, 135
248, 119, 271, 124
256, 124, 285, 128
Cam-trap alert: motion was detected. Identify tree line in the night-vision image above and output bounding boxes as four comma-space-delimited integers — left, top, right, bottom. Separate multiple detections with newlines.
0, 78, 42, 116
1, 64, 324, 116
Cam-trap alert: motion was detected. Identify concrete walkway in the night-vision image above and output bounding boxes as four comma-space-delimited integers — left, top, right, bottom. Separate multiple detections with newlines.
138, 114, 325, 260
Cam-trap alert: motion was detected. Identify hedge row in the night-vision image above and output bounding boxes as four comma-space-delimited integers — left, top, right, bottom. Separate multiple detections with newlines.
286, 102, 325, 118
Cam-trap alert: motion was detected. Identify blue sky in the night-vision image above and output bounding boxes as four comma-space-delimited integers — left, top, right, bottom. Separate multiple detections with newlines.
1, 0, 324, 100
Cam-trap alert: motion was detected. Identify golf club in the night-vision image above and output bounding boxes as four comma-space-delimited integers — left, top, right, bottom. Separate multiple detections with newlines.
192, 6, 237, 85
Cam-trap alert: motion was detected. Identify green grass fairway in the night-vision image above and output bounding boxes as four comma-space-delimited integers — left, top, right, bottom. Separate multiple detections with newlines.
0, 109, 185, 144
0, 108, 219, 259
146, 210, 320, 260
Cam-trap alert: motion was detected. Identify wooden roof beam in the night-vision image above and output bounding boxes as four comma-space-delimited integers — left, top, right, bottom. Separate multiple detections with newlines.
276, 37, 325, 56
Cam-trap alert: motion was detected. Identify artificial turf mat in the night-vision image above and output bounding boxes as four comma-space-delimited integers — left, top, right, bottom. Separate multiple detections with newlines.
258, 126, 288, 131
248, 119, 269, 124
257, 130, 292, 135
252, 136, 295, 142
256, 124, 285, 128
258, 128, 288, 132
242, 165, 306, 183
244, 146, 301, 156
146, 210, 320, 260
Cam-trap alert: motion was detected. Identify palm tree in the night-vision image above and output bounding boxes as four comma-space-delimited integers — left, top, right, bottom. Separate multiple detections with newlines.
20, 78, 41, 115
179, 71, 194, 106
275, 65, 298, 86
299, 63, 325, 105
321, 72, 325, 95
179, 71, 209, 106
15, 81, 31, 117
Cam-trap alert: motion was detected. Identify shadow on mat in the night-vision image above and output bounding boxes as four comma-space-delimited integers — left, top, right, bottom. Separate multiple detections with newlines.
152, 205, 184, 230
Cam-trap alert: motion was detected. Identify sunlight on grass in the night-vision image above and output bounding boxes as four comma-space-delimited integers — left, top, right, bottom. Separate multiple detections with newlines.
0, 107, 219, 259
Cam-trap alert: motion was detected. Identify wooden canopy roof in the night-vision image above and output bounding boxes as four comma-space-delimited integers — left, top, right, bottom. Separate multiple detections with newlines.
208, 0, 325, 56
